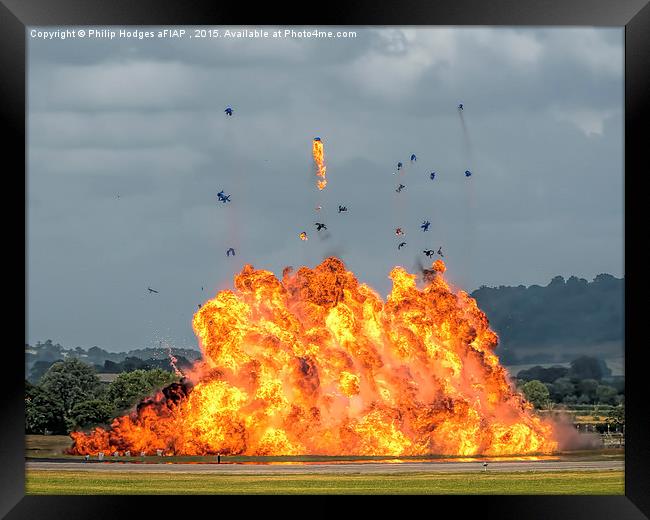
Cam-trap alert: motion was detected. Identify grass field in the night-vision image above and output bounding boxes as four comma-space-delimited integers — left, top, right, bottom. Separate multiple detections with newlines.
26, 470, 623, 495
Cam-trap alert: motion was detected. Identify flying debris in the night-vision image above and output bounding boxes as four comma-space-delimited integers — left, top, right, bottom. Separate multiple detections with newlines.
437, 246, 444, 257
430, 172, 436, 180
465, 170, 472, 177
458, 103, 464, 111
312, 137, 327, 190
395, 228, 404, 236
197, 304, 202, 310
396, 184, 406, 193
315, 205, 322, 211
398, 242, 407, 250
421, 221, 431, 232
338, 205, 348, 213
116, 194, 120, 199
410, 154, 417, 162
299, 232, 309, 241
226, 248, 236, 257
224, 106, 233, 116
315, 223, 327, 231
423, 249, 435, 258
217, 191, 231, 203
397, 162, 403, 171
147, 286, 159, 294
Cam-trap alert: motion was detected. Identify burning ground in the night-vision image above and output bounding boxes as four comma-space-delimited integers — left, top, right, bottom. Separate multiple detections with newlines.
70, 257, 557, 457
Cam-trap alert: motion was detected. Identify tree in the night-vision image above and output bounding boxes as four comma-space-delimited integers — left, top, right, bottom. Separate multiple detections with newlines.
577, 393, 591, 404
596, 385, 619, 405
121, 357, 148, 372
28, 360, 62, 383
69, 399, 115, 430
522, 380, 550, 409
106, 369, 177, 412
102, 359, 122, 373
562, 394, 578, 405
577, 378, 599, 403
25, 382, 67, 434
39, 358, 101, 420
549, 377, 575, 403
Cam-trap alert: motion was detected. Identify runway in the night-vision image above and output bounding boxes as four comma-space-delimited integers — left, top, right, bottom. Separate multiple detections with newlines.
27, 459, 623, 475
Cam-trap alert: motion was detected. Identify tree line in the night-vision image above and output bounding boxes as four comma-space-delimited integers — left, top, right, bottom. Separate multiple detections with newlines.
25, 358, 178, 435
471, 273, 623, 364
25, 354, 624, 436
516, 356, 624, 411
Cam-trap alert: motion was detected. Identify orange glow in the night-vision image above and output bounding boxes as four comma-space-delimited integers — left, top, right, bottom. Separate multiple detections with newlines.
312, 139, 327, 191
70, 258, 557, 456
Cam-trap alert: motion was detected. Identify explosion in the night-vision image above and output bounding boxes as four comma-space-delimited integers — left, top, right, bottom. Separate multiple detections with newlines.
70, 257, 557, 457
312, 138, 327, 190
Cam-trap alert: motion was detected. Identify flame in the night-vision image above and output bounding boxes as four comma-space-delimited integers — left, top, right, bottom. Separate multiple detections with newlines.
70, 258, 557, 456
312, 139, 327, 191
299, 232, 308, 241
166, 345, 183, 378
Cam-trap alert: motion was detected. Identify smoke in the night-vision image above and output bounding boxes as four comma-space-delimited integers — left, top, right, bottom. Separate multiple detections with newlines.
323, 245, 347, 260
552, 413, 603, 451
458, 110, 472, 158
457, 108, 477, 286
414, 255, 424, 273
317, 230, 333, 242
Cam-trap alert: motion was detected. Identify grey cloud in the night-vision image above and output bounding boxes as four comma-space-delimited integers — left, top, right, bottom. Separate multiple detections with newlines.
27, 27, 623, 351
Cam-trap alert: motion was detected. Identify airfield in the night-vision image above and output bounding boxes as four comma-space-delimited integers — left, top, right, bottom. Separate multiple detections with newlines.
25, 446, 624, 494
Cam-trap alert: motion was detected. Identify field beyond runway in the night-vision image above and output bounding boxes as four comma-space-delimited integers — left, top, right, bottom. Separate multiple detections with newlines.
26, 468, 623, 495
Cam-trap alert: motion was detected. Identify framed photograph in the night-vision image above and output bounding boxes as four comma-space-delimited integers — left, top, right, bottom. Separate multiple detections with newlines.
2, 0, 647, 516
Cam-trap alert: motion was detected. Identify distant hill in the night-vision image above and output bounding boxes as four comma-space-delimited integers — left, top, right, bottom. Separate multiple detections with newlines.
25, 340, 202, 377
471, 273, 624, 364
26, 272, 624, 373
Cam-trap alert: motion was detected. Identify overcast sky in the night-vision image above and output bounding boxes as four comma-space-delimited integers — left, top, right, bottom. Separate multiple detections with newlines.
27, 27, 624, 352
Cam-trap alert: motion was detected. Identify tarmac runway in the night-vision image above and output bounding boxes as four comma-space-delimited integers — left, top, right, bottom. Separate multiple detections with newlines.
27, 459, 623, 475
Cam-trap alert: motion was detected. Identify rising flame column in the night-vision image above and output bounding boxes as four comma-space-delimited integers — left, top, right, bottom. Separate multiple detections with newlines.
312, 137, 327, 190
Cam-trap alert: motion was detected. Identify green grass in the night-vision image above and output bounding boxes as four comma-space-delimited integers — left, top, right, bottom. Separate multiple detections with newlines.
26, 470, 624, 495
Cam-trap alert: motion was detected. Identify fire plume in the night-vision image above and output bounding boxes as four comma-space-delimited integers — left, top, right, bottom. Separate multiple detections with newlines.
312, 138, 327, 190
70, 258, 557, 457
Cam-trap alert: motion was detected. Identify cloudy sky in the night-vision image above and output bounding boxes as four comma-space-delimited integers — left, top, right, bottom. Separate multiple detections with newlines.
27, 27, 624, 352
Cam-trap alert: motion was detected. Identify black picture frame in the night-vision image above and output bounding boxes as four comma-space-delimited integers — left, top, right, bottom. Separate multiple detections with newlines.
3, 0, 647, 516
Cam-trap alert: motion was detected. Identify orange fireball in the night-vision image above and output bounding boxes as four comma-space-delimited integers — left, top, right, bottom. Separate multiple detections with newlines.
70, 258, 557, 457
